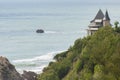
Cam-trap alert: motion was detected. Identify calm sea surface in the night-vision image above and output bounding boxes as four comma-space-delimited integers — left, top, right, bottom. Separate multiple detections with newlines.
0, 0, 120, 73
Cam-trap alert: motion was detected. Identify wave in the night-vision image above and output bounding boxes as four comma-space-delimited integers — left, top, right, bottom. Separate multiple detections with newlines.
44, 31, 57, 34
44, 29, 86, 34
17, 65, 47, 74
12, 50, 64, 63
13, 50, 64, 73
28, 65, 47, 73
0, 13, 71, 19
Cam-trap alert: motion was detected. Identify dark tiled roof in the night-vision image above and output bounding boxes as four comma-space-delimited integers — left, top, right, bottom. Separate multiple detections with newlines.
89, 9, 111, 28
103, 10, 110, 20
94, 9, 104, 20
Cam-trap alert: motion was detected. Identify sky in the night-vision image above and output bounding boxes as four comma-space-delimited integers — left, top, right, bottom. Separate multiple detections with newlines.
0, 0, 120, 4
0, 0, 120, 8
0, 0, 120, 14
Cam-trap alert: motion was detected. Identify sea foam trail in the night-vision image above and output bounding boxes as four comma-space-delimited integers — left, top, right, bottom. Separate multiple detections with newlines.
13, 50, 64, 73
13, 50, 64, 63
44, 31, 57, 34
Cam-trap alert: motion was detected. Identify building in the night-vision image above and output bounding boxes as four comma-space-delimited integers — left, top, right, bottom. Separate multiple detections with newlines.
87, 9, 111, 35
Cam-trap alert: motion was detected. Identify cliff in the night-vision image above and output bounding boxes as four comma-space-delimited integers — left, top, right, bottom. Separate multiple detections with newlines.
0, 56, 38, 80
38, 27, 120, 80
0, 56, 23, 80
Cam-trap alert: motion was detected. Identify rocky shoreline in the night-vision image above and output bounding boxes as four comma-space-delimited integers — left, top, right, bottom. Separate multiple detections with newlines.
0, 56, 37, 80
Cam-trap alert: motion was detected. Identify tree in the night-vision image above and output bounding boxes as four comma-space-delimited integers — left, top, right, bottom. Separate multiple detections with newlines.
114, 21, 119, 28
114, 21, 120, 33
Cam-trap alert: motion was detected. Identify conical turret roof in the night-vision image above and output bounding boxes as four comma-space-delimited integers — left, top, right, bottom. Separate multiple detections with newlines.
94, 9, 104, 20
103, 10, 110, 20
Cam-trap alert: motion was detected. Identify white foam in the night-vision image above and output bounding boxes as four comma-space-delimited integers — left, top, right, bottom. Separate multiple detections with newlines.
17, 65, 47, 74
44, 31, 57, 34
29, 65, 47, 73
13, 50, 63, 63
13, 50, 64, 73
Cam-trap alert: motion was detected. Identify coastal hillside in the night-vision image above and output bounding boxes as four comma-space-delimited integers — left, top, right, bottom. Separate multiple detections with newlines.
38, 26, 120, 80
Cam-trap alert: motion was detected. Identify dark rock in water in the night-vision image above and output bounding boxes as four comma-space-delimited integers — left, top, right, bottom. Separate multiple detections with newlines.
36, 29, 44, 33
0, 56, 23, 80
22, 71, 37, 80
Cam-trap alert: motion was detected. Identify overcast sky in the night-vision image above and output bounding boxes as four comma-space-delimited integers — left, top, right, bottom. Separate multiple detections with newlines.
0, 0, 120, 3
0, 0, 120, 6
0, 0, 120, 12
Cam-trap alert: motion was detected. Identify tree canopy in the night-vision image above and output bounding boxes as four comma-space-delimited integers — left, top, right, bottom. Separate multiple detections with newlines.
38, 26, 120, 80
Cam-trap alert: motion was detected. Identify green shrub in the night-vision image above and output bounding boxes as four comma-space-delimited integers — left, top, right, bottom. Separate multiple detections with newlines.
38, 27, 120, 80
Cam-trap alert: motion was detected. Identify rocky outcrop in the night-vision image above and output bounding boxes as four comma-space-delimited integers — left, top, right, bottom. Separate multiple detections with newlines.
36, 29, 44, 33
22, 71, 37, 80
0, 56, 23, 80
0, 56, 38, 80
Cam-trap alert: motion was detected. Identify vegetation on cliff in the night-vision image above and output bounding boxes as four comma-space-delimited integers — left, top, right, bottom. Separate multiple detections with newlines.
38, 26, 120, 80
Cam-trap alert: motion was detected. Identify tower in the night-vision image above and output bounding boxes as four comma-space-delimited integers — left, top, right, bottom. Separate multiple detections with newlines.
103, 10, 111, 26
87, 9, 111, 35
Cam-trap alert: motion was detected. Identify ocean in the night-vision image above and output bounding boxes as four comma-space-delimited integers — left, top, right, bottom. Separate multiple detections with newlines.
0, 0, 120, 73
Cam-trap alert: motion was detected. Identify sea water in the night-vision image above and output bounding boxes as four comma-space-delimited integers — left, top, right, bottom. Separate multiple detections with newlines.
0, 0, 120, 73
